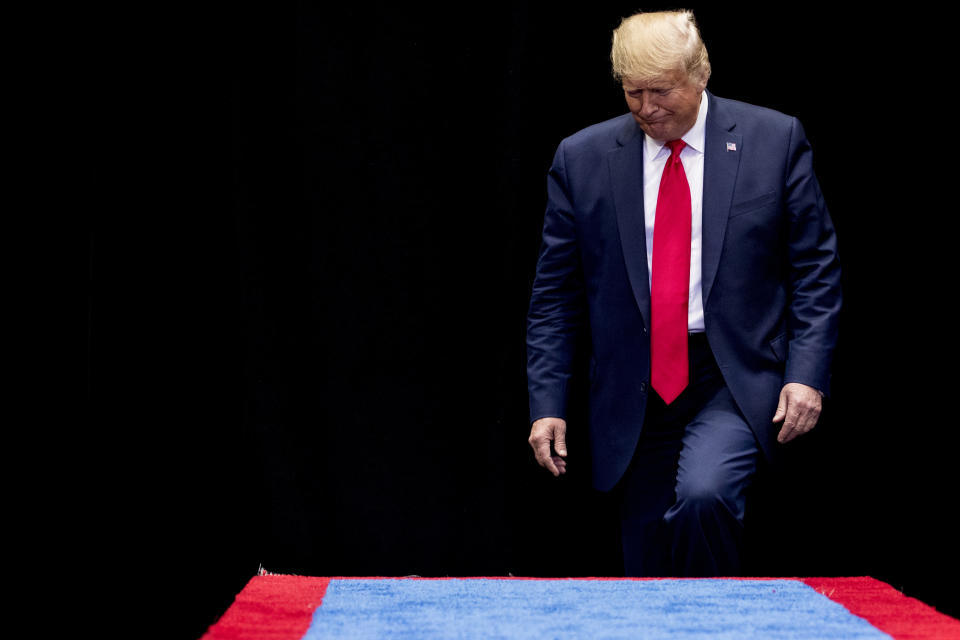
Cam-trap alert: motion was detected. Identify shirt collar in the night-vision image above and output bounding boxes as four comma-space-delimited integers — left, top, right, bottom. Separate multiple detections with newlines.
643, 91, 708, 159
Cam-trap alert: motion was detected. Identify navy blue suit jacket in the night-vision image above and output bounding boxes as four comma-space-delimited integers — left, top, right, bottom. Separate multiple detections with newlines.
527, 91, 842, 492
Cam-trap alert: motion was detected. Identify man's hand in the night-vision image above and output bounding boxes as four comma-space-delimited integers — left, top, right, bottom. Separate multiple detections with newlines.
773, 382, 823, 443
528, 417, 568, 477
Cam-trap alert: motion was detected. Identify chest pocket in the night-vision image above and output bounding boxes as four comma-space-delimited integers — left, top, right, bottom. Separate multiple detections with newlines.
729, 190, 777, 218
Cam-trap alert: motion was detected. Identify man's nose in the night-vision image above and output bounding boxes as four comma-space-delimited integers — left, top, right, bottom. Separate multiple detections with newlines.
638, 94, 659, 117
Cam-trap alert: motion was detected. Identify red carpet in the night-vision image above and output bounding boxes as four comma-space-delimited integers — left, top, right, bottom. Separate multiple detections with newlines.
202, 575, 960, 639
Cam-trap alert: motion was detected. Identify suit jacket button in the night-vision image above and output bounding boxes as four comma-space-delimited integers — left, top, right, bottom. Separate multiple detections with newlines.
639, 382, 647, 392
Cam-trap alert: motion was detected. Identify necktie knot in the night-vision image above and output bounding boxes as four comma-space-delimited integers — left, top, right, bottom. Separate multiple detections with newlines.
666, 139, 686, 165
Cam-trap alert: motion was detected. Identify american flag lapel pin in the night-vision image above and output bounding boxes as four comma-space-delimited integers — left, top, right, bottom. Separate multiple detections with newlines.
726, 142, 737, 152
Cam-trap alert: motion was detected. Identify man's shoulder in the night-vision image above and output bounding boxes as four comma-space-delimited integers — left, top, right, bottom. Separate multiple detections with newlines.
559, 113, 635, 152
710, 94, 797, 130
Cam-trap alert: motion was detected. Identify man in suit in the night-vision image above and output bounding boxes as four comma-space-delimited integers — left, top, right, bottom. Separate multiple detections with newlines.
526, 10, 841, 577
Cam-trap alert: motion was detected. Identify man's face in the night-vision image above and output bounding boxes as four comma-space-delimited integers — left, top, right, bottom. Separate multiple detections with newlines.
622, 69, 706, 143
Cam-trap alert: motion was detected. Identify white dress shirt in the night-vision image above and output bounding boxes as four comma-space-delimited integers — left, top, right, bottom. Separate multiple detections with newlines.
642, 91, 708, 332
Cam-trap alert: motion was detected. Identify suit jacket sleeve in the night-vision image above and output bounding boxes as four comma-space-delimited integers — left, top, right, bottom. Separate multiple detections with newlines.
782, 117, 842, 394
526, 141, 587, 423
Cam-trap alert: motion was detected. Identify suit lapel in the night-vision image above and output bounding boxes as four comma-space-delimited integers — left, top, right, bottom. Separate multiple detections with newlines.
609, 118, 651, 329
701, 92, 741, 309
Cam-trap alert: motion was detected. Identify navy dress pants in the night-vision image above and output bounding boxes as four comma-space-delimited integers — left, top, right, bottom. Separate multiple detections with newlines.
616, 332, 761, 577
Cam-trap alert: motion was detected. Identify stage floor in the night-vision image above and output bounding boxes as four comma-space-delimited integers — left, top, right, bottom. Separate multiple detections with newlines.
202, 575, 960, 639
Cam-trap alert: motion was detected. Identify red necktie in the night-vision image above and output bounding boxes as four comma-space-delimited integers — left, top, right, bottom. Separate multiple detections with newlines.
651, 139, 691, 405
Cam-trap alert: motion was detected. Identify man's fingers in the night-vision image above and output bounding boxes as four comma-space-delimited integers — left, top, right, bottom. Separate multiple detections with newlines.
777, 421, 797, 443
554, 422, 567, 457
772, 391, 788, 424
778, 404, 805, 442
552, 456, 567, 475
792, 408, 819, 438
535, 440, 559, 475
777, 408, 821, 443
542, 455, 560, 476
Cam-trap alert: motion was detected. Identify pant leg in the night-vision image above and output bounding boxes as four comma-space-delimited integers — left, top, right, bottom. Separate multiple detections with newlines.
619, 333, 761, 577
664, 384, 761, 576
619, 334, 726, 577
617, 409, 685, 577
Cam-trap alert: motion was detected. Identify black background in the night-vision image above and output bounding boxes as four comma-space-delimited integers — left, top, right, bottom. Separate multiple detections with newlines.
86, 3, 957, 638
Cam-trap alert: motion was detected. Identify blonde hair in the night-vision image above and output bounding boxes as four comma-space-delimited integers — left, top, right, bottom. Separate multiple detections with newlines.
611, 10, 711, 85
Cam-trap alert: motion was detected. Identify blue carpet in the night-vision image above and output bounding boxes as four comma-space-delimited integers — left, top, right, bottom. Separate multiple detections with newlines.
302, 578, 891, 639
